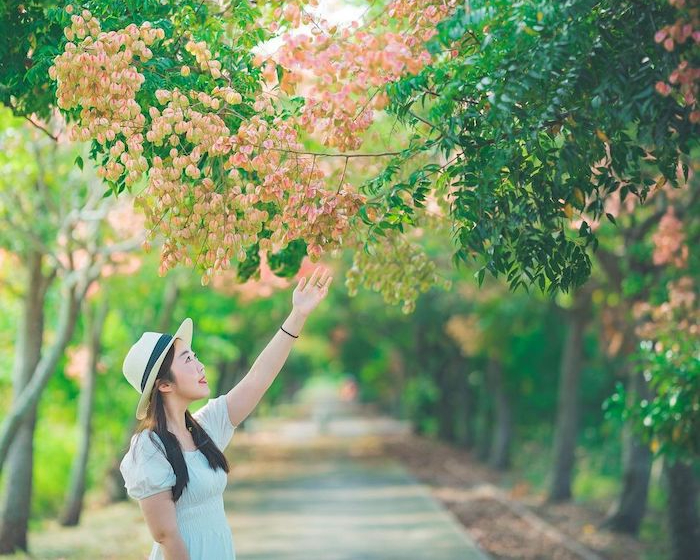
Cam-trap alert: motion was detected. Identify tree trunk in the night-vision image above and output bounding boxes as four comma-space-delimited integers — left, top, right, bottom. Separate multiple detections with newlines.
488, 357, 512, 470
104, 416, 139, 503
663, 457, 700, 560
59, 298, 108, 526
408, 315, 433, 436
387, 348, 406, 418
437, 389, 456, 441
215, 352, 248, 398
0, 280, 81, 473
475, 367, 493, 462
455, 366, 475, 450
437, 360, 458, 443
0, 408, 38, 554
548, 286, 592, 502
0, 252, 47, 554
600, 366, 653, 534
155, 275, 181, 335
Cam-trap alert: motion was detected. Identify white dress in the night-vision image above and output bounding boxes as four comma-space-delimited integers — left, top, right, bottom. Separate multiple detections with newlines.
119, 393, 237, 559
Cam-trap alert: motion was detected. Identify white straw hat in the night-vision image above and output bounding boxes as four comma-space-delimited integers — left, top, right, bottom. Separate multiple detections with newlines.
122, 317, 193, 420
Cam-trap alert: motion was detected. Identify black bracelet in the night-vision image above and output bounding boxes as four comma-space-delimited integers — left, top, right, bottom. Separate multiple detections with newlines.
280, 326, 299, 338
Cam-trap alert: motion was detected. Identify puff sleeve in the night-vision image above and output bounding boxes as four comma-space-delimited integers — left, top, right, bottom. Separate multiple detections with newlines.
119, 431, 177, 500
192, 393, 236, 452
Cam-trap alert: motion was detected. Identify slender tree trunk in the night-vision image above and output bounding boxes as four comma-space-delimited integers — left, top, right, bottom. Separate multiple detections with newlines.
488, 357, 512, 470
437, 360, 458, 443
387, 348, 405, 418
155, 276, 181, 335
59, 298, 108, 526
215, 359, 231, 397
455, 365, 475, 450
663, 457, 700, 560
464, 382, 476, 450
437, 387, 456, 441
104, 416, 139, 503
0, 408, 38, 555
215, 352, 248, 397
0, 280, 81, 473
601, 365, 653, 534
548, 286, 592, 502
475, 368, 493, 462
409, 320, 433, 436
0, 253, 47, 554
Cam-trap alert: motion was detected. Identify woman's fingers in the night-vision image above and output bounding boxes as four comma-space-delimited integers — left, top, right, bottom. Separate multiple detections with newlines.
305, 266, 320, 292
322, 276, 332, 293
317, 268, 330, 286
303, 265, 332, 293
297, 276, 307, 291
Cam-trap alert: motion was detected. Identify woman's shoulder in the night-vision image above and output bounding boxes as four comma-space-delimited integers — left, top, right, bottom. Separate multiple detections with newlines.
120, 429, 170, 472
119, 429, 175, 500
192, 393, 236, 452
128, 429, 166, 455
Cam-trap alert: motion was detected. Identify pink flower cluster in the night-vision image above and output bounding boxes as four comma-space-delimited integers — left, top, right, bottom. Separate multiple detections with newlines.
652, 206, 689, 267
633, 276, 698, 339
185, 39, 223, 79
136, 105, 357, 281
50, 8, 369, 285
654, 0, 700, 123
264, 0, 458, 150
49, 11, 166, 185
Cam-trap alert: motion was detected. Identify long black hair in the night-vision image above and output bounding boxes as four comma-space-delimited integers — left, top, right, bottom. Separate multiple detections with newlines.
134, 339, 230, 501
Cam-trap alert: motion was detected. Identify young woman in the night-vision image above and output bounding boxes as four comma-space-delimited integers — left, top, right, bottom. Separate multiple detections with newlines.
119, 265, 333, 560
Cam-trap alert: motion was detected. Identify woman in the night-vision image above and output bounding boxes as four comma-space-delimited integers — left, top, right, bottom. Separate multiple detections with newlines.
119, 265, 333, 560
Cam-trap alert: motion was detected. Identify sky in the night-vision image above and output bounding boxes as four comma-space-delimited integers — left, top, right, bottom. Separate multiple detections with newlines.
253, 0, 369, 57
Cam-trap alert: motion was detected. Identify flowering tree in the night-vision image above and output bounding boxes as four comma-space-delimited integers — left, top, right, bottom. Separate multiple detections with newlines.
3, 0, 464, 313
46, 2, 367, 281
2, 0, 697, 303
595, 163, 699, 463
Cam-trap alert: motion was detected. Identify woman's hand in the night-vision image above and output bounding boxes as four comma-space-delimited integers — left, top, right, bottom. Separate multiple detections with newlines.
292, 265, 332, 317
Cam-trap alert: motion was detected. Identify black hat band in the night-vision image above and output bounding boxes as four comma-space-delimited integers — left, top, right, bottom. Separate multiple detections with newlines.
141, 334, 173, 392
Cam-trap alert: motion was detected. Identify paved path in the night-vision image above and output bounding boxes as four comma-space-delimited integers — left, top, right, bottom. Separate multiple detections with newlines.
225, 380, 490, 560
227, 447, 490, 560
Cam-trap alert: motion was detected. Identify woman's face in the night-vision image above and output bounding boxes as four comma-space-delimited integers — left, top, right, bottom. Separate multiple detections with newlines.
166, 337, 209, 400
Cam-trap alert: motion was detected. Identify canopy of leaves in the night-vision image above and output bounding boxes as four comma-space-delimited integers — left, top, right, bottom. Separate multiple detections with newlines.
372, 0, 697, 294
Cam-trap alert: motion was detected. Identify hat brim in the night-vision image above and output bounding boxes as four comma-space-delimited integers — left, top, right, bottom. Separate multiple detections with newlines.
135, 317, 193, 420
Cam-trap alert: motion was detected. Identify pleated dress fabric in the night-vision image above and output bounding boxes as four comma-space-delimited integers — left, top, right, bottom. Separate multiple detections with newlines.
119, 393, 237, 559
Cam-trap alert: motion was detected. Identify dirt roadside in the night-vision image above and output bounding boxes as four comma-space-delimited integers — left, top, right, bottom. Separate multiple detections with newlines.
380, 432, 667, 560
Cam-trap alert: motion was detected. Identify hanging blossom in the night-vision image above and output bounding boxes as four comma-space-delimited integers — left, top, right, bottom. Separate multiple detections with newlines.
345, 228, 452, 314
49, 8, 366, 285
654, 0, 700, 123
50, 12, 161, 185
258, 0, 460, 150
